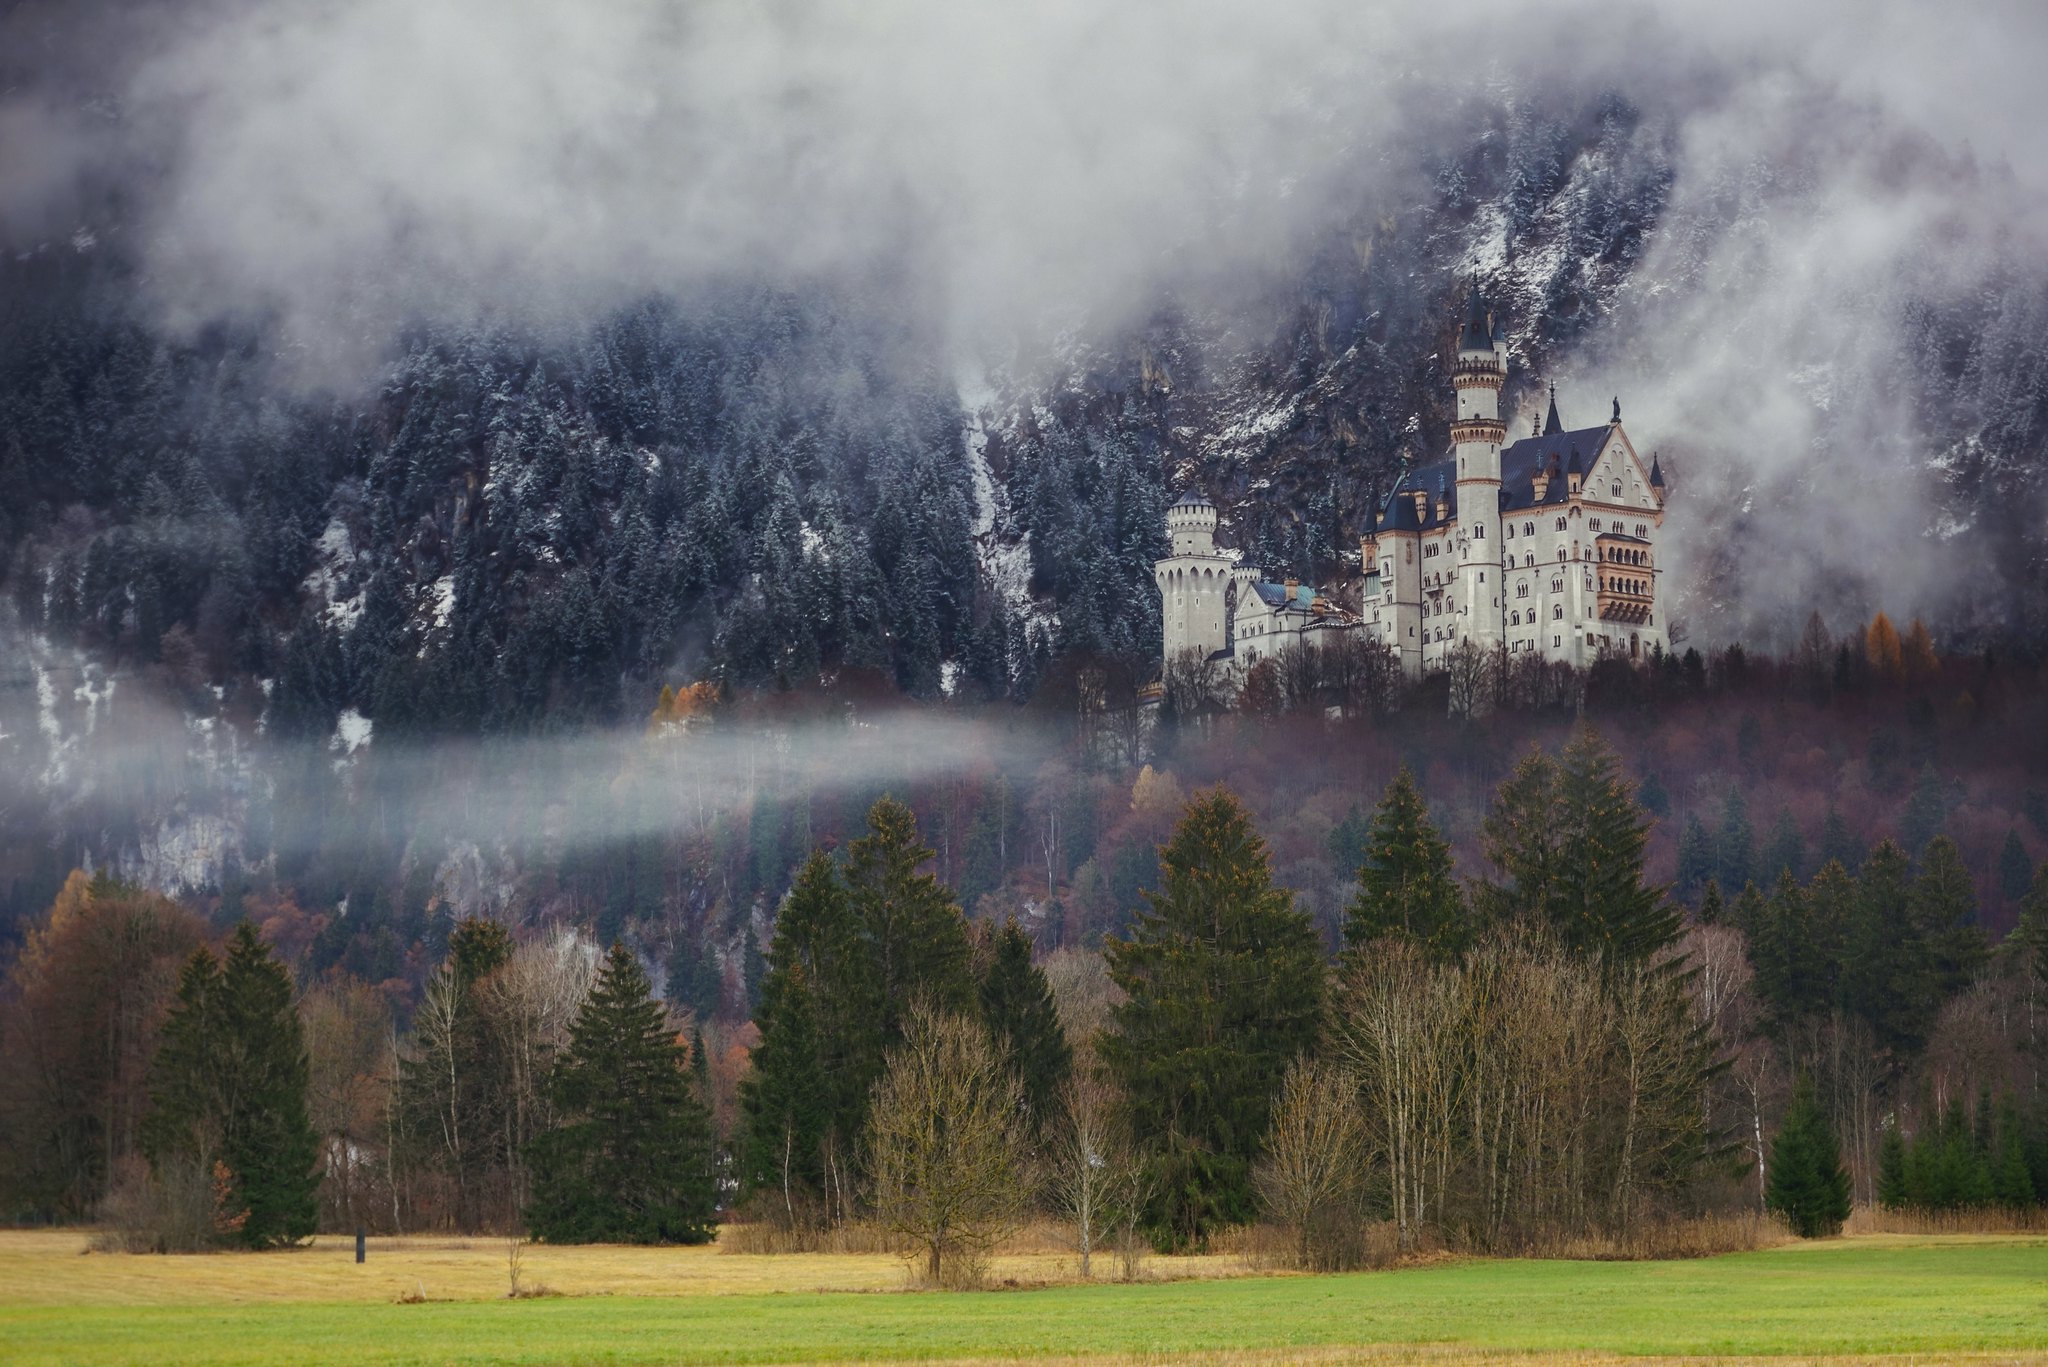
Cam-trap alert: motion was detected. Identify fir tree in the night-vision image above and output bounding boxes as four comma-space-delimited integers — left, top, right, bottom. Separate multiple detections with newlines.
1766, 1078, 1852, 1237
1101, 787, 1324, 1250
144, 925, 320, 1248
1901, 765, 1948, 855
1841, 841, 1929, 1056
1342, 766, 1467, 961
975, 919, 1072, 1136
526, 944, 716, 1244
1730, 882, 1768, 942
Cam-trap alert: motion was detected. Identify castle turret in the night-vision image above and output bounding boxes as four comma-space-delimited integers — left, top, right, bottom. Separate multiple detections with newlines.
1155, 491, 1236, 667
1452, 285, 1507, 649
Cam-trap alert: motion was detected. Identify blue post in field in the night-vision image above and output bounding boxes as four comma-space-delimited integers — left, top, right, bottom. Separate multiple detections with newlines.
356, 1226, 366, 1264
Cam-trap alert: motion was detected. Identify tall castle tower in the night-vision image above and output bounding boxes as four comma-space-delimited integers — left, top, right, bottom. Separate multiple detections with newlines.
1451, 286, 1507, 648
1155, 492, 1236, 661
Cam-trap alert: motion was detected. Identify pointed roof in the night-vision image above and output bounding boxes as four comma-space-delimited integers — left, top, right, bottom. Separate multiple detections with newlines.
1170, 489, 1213, 510
1650, 453, 1665, 487
1457, 285, 1495, 353
1543, 384, 1562, 436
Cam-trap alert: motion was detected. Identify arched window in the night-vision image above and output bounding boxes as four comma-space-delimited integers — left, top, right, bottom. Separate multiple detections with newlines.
1553, 604, 1564, 620
1474, 524, 1484, 539
1555, 516, 1568, 531
1524, 522, 1534, 536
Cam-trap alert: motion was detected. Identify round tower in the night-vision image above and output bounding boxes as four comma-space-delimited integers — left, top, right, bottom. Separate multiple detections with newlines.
1156, 491, 1232, 668
1451, 286, 1507, 648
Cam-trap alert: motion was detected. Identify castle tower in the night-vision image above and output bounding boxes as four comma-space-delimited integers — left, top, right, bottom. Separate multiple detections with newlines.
1155, 492, 1234, 666
1451, 286, 1507, 648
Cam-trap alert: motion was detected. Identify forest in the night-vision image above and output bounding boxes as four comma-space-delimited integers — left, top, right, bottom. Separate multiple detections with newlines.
2, 618, 2045, 1273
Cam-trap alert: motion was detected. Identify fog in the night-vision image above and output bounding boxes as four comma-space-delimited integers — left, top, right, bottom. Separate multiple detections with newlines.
4, 0, 2046, 638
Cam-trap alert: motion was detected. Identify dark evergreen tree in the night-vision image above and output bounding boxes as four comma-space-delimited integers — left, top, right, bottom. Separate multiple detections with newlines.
1997, 830, 2033, 903
1101, 787, 1324, 1250
1820, 807, 1864, 873
845, 797, 978, 1037
1766, 1078, 1852, 1237
1759, 809, 1806, 886
2019, 864, 2048, 987
975, 919, 1072, 1135
1841, 841, 1930, 1057
1901, 764, 1948, 855
1695, 878, 1724, 926
526, 944, 716, 1244
1911, 835, 1988, 1002
1342, 766, 1467, 960
144, 925, 320, 1248
1715, 789, 1754, 896
1675, 815, 1714, 902
736, 852, 880, 1218
1877, 1125, 1909, 1209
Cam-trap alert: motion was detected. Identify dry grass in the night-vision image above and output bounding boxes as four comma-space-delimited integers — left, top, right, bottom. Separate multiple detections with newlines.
1846, 1204, 2048, 1236
0, 1227, 1245, 1307
832, 1353, 2048, 1367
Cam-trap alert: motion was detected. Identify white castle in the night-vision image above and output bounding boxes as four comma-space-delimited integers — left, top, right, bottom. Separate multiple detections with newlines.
1156, 286, 1669, 681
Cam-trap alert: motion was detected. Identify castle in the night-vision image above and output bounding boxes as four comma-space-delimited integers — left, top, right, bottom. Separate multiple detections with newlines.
1156, 286, 1669, 681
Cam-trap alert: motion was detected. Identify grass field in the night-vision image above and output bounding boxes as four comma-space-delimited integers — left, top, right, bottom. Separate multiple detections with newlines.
0, 1230, 2044, 1365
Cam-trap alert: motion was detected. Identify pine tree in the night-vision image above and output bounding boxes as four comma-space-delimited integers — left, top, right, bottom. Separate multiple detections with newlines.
1841, 841, 1929, 1056
1998, 831, 2034, 903
1766, 1078, 1852, 1238
144, 926, 320, 1248
526, 944, 716, 1244
1730, 882, 1768, 941
1101, 787, 1324, 1250
1342, 766, 1467, 961
975, 919, 1072, 1136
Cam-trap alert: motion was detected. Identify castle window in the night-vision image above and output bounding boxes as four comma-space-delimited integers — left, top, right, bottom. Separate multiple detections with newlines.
1590, 519, 1601, 531
1505, 523, 1514, 539
1474, 525, 1484, 539
1611, 481, 1621, 497
1553, 604, 1563, 620
1635, 523, 1647, 537
1555, 517, 1567, 531
1524, 522, 1534, 536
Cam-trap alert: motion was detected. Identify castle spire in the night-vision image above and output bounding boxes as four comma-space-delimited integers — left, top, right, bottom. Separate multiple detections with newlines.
1612, 396, 1621, 425
1543, 384, 1562, 436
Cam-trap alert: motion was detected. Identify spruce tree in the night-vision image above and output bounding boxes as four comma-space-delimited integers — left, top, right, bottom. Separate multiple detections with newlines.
1759, 809, 1806, 886
1911, 835, 1987, 1001
526, 944, 716, 1244
1877, 1126, 1909, 1209
1820, 807, 1864, 873
1766, 1078, 1852, 1237
846, 797, 977, 1035
2019, 864, 2048, 987
1716, 790, 1754, 896
976, 919, 1071, 1136
1101, 787, 1324, 1250
1342, 766, 1467, 961
145, 925, 319, 1248
1481, 732, 1675, 962
1842, 841, 1930, 1055
1676, 815, 1715, 902
1697, 878, 1725, 926
737, 851, 879, 1218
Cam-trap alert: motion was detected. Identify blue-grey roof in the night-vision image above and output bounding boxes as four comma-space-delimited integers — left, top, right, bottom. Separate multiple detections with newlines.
1457, 287, 1496, 353
1171, 489, 1213, 509
1378, 423, 1620, 528
1250, 581, 1316, 610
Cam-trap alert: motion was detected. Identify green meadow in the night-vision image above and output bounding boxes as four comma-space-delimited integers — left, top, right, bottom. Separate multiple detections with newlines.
2, 1234, 2045, 1365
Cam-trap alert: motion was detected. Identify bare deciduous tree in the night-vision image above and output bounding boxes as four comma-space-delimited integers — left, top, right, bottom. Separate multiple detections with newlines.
1043, 1065, 1134, 1278
867, 1005, 1030, 1287
1255, 1056, 1368, 1269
